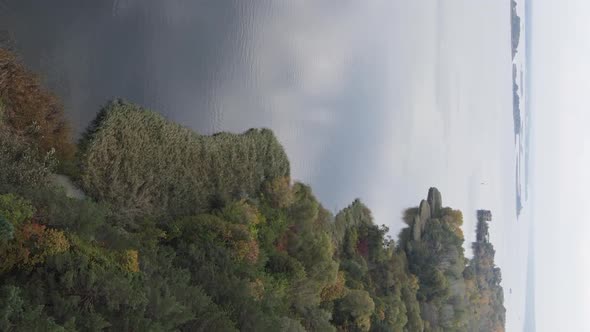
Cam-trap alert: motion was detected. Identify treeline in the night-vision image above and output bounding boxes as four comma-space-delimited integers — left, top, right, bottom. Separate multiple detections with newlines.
512, 64, 521, 137
511, 0, 521, 60
0, 48, 504, 331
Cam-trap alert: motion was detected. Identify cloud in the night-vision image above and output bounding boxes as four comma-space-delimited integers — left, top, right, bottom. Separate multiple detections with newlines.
530, 0, 590, 328
3, 0, 516, 263
211, 1, 403, 204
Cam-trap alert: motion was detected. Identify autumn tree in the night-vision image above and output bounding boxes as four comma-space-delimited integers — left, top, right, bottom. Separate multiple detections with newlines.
0, 48, 74, 161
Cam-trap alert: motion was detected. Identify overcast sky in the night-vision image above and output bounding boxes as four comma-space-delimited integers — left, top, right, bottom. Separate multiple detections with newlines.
531, 0, 590, 330
0, 0, 514, 235
0, 1, 539, 329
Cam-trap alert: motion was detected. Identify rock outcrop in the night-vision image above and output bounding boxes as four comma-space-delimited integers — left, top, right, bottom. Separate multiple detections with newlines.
412, 214, 422, 241
427, 187, 442, 217
412, 188, 445, 241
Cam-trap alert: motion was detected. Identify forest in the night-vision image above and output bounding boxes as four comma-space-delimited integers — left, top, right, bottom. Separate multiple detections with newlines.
0, 47, 505, 331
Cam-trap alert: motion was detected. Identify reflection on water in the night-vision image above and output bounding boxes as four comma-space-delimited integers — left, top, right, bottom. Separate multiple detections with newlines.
0, 2, 527, 329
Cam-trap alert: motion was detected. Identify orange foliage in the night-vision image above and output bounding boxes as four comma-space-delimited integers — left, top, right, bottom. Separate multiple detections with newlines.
0, 48, 74, 160
0, 223, 70, 272
320, 271, 346, 302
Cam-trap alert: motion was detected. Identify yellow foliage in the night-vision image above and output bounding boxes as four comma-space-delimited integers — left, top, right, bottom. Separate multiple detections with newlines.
42, 228, 70, 256
0, 223, 70, 272
249, 278, 265, 301
234, 239, 259, 264
226, 200, 263, 227
239, 200, 261, 226
263, 176, 293, 208
121, 249, 140, 273
377, 308, 385, 321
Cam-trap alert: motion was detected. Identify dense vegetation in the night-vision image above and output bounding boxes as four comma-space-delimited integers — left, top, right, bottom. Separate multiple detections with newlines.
77, 100, 289, 219
0, 48, 504, 331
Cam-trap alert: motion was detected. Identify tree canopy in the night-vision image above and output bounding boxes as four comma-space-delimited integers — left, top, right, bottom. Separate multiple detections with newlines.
0, 47, 505, 331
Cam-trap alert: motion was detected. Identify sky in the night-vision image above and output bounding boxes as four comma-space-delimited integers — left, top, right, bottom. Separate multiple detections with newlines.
0, 0, 514, 236
531, 0, 590, 330
0, 0, 534, 329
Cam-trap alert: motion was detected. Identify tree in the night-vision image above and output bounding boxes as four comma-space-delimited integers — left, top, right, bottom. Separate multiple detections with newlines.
0, 215, 14, 242
0, 194, 34, 226
0, 49, 74, 161
78, 100, 290, 218
335, 289, 375, 331
0, 285, 68, 332
263, 176, 294, 209
0, 62, 509, 331
0, 223, 70, 272
0, 128, 54, 187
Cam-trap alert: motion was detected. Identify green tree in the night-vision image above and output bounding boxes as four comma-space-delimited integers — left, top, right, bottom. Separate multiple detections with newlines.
0, 128, 54, 187
335, 289, 375, 331
78, 100, 290, 219
0, 215, 14, 242
0, 285, 70, 332
0, 194, 34, 226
